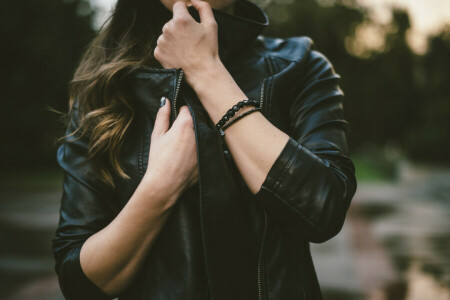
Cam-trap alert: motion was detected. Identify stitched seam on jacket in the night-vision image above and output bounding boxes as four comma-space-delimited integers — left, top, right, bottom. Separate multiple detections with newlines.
267, 141, 292, 193
272, 142, 302, 193
133, 68, 177, 77
270, 139, 298, 192
261, 185, 328, 235
265, 55, 275, 75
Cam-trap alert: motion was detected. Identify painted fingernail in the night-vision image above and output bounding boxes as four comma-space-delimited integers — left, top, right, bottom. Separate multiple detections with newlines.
160, 96, 166, 107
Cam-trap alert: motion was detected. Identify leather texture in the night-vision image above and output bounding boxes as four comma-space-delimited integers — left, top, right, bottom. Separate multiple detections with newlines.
51, 0, 357, 299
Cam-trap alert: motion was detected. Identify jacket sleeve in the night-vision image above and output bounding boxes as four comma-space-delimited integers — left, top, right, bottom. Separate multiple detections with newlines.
254, 49, 357, 243
51, 101, 117, 299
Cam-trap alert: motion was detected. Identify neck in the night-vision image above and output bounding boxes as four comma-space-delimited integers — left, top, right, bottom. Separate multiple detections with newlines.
219, 3, 235, 15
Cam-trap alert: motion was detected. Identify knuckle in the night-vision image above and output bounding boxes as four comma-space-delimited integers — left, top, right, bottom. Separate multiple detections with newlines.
162, 24, 168, 33
206, 20, 218, 30
179, 112, 193, 127
180, 109, 190, 121
174, 16, 190, 25
154, 47, 161, 59
181, 118, 193, 128
156, 35, 163, 45
179, 105, 190, 114
174, 107, 193, 122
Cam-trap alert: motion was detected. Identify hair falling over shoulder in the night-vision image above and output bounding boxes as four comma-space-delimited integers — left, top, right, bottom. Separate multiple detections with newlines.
55, 0, 165, 188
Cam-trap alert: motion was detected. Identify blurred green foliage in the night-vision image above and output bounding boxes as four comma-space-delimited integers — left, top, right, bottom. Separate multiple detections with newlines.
352, 153, 398, 182
0, 0, 449, 170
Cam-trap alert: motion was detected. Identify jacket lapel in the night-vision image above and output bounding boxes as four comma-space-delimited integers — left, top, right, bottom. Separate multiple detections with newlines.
183, 85, 259, 299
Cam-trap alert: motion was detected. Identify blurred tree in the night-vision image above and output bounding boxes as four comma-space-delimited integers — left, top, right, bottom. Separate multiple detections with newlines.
0, 0, 94, 169
406, 26, 450, 162
347, 10, 421, 149
263, 0, 450, 162
264, 0, 370, 148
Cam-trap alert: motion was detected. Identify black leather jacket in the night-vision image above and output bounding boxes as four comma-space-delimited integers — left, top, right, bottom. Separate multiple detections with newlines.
51, 0, 357, 299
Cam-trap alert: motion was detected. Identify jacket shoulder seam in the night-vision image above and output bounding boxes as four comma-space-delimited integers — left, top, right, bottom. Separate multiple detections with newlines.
258, 35, 314, 63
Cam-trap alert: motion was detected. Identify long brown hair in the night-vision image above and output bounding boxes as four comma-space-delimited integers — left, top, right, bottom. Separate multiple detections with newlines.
56, 0, 168, 188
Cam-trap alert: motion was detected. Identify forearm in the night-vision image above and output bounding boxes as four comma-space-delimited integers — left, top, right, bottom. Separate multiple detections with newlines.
80, 175, 179, 296
187, 61, 290, 194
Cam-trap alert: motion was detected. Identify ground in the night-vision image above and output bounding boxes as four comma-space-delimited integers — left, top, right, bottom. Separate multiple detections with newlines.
0, 161, 449, 299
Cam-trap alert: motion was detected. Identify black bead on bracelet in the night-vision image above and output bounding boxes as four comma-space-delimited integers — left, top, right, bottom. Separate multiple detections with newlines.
215, 99, 259, 132
220, 107, 262, 135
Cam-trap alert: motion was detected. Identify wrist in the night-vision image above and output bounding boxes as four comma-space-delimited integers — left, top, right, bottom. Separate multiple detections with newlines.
185, 57, 226, 91
141, 172, 181, 210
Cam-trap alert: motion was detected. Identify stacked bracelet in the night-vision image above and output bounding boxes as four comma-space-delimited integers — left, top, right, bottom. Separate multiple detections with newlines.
222, 107, 261, 133
215, 99, 260, 136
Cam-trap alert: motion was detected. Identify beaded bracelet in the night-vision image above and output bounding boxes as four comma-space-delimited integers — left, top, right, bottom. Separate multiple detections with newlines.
219, 107, 262, 136
215, 99, 259, 133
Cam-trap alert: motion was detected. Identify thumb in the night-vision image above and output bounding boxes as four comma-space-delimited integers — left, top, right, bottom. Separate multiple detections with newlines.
152, 96, 171, 137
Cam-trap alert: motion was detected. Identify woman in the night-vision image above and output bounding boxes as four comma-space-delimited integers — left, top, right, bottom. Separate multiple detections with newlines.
51, 0, 357, 299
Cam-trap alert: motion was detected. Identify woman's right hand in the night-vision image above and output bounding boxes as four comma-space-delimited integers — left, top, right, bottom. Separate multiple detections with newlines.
143, 97, 198, 205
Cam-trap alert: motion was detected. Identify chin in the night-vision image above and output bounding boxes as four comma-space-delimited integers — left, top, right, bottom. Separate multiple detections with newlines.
205, 0, 235, 10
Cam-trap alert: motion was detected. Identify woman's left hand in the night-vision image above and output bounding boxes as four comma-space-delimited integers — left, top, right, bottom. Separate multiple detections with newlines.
154, 0, 221, 82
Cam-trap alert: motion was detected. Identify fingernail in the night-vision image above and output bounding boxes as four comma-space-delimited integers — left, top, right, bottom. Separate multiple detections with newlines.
160, 96, 166, 107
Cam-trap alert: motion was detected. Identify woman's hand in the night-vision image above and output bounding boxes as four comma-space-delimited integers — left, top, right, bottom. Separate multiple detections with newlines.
154, 0, 220, 85
143, 97, 198, 206
77, 98, 198, 296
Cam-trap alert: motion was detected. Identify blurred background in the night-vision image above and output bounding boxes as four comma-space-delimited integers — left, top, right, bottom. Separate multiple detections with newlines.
0, 0, 449, 299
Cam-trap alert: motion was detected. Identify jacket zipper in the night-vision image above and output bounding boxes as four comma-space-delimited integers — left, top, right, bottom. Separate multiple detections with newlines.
259, 79, 266, 111
172, 68, 184, 121
257, 208, 268, 300
257, 79, 268, 300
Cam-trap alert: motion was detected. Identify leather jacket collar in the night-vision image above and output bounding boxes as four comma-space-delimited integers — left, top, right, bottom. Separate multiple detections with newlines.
209, 0, 269, 62
128, 0, 270, 124
153, 0, 269, 63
